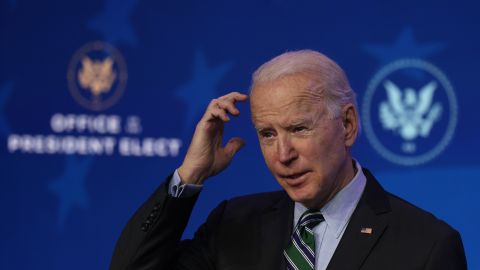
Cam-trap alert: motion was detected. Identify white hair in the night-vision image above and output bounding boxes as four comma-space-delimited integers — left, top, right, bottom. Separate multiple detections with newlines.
250, 49, 359, 121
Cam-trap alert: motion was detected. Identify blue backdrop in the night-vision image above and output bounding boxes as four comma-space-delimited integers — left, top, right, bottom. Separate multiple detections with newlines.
1, 0, 479, 269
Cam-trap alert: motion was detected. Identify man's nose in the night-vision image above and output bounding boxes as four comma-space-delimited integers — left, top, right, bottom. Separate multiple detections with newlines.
277, 136, 298, 166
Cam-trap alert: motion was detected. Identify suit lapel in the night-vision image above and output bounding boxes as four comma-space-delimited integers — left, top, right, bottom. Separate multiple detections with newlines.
258, 192, 294, 270
327, 169, 391, 270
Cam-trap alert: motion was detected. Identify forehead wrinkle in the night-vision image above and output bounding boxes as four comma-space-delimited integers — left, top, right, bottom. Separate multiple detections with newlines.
251, 75, 329, 127
253, 92, 324, 113
252, 100, 324, 130
296, 80, 328, 103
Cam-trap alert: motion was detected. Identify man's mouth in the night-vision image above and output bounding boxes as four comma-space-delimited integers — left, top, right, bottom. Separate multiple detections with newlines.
279, 171, 310, 186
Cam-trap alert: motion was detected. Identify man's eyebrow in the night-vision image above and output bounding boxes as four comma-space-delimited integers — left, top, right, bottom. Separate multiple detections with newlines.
287, 118, 314, 126
254, 126, 271, 132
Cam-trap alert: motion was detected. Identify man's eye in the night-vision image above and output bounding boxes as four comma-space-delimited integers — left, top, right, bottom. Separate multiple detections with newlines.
293, 126, 307, 133
260, 131, 274, 138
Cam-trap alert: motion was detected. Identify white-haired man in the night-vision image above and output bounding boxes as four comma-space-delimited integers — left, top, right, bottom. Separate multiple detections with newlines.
110, 50, 467, 270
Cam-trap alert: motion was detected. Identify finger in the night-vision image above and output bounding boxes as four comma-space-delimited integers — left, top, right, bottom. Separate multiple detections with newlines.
216, 99, 241, 116
223, 137, 246, 158
209, 105, 230, 122
204, 99, 229, 121
219, 92, 249, 103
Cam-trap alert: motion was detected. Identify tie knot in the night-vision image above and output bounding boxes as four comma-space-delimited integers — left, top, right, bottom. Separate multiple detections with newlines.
298, 210, 324, 230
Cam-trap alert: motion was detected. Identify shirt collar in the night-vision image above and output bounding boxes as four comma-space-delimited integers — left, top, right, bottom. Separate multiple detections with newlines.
294, 160, 366, 238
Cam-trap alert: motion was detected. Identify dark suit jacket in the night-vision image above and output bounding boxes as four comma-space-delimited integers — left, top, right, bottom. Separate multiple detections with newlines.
110, 169, 467, 270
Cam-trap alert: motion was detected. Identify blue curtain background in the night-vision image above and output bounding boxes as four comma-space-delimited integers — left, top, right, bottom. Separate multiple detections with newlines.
1, 0, 479, 269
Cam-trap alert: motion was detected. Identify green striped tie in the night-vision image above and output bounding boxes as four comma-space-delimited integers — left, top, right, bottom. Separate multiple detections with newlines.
284, 210, 324, 270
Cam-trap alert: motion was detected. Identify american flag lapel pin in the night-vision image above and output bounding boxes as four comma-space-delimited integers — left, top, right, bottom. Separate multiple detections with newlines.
360, 227, 373, 234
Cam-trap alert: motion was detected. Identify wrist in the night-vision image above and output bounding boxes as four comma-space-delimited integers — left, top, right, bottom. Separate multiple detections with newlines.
178, 165, 206, 185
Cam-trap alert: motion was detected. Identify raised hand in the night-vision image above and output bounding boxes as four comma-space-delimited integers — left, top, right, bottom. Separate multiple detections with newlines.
178, 92, 248, 184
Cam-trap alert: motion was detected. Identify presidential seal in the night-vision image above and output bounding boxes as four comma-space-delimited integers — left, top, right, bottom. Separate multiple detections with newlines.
362, 59, 458, 166
67, 41, 127, 111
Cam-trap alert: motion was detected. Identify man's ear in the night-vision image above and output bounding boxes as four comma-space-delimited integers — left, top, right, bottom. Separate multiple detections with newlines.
342, 104, 359, 147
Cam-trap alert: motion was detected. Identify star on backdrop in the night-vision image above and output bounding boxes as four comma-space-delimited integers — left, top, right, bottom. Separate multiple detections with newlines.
174, 50, 232, 131
88, 0, 139, 46
0, 81, 13, 137
364, 27, 447, 66
48, 156, 94, 230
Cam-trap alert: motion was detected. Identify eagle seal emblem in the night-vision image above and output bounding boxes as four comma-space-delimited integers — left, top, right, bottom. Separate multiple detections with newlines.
379, 80, 442, 142
67, 41, 127, 111
78, 57, 117, 96
362, 59, 457, 166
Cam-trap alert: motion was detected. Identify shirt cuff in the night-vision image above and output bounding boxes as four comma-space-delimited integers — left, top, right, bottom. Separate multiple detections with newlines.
168, 169, 203, 197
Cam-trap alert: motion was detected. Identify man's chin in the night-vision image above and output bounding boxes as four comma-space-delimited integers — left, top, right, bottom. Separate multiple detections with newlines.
286, 190, 318, 208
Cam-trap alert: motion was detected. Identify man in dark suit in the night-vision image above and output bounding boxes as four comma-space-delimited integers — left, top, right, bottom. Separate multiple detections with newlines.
110, 50, 467, 270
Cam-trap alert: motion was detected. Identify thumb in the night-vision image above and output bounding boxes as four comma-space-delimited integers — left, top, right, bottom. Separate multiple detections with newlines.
223, 137, 246, 158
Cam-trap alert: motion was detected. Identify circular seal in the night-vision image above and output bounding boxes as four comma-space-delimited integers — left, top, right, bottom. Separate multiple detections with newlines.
362, 59, 458, 166
67, 41, 127, 111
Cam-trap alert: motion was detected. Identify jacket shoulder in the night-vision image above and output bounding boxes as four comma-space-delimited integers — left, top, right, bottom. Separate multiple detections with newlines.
363, 168, 457, 235
386, 192, 458, 235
